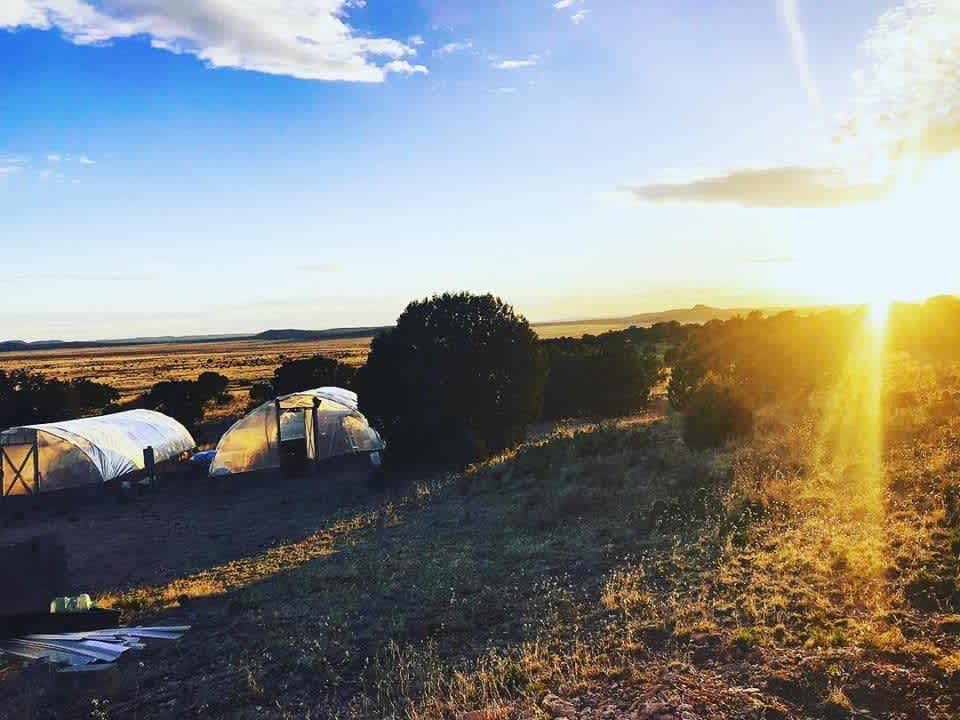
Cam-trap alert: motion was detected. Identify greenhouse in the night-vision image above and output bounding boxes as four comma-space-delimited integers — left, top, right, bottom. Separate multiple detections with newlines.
0, 410, 196, 497
209, 387, 385, 477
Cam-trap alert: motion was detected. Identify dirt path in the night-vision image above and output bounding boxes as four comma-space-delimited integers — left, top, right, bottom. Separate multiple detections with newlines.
0, 461, 387, 596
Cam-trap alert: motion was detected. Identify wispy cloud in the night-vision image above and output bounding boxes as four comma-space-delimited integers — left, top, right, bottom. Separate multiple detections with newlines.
77, 154, 95, 165
492, 55, 539, 70
0, 271, 157, 285
552, 0, 589, 24
1, 1, 422, 82
46, 153, 61, 163
626, 1, 960, 211
384, 60, 429, 76
434, 40, 473, 56
491, 87, 518, 94
624, 167, 893, 208
838, 0, 960, 160
408, 34, 425, 47
777, 0, 821, 110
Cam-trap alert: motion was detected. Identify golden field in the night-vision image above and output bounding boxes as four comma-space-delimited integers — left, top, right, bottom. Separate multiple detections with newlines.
0, 320, 637, 418
1, 344, 958, 719
0, 337, 374, 422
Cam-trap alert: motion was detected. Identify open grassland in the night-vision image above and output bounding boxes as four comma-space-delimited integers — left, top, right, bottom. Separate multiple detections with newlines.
0, 323, 637, 402
1, 349, 958, 719
0, 321, 637, 424
532, 322, 641, 340
0, 337, 373, 422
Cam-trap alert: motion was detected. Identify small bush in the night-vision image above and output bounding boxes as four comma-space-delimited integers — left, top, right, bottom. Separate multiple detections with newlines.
682, 374, 754, 450
271, 355, 356, 396
132, 371, 231, 430
667, 352, 706, 410
0, 370, 119, 427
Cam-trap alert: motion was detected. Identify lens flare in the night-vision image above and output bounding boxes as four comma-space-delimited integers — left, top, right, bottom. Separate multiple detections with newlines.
867, 297, 892, 334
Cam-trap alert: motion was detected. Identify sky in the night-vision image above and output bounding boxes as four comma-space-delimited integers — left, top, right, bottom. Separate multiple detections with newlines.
2, 0, 960, 341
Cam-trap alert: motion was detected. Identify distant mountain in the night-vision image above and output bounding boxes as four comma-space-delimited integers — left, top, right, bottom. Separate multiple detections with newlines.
253, 327, 388, 341
0, 305, 837, 355
0, 334, 250, 353
533, 304, 793, 331
0, 327, 387, 354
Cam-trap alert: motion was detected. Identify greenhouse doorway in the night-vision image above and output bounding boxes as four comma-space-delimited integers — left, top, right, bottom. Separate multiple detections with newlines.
1, 430, 39, 497
276, 400, 311, 475
209, 387, 385, 478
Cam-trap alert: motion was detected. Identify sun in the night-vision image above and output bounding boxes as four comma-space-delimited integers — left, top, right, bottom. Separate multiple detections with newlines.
867, 295, 892, 333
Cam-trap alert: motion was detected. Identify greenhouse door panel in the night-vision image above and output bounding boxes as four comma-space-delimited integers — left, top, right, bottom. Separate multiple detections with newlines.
2, 442, 38, 497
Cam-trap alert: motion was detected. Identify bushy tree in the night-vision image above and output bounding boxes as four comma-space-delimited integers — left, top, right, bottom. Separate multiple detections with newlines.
195, 371, 230, 402
248, 382, 274, 406
270, 355, 356, 396
0, 370, 119, 427
542, 334, 663, 419
357, 292, 546, 465
666, 348, 706, 410
682, 373, 754, 450
135, 371, 231, 430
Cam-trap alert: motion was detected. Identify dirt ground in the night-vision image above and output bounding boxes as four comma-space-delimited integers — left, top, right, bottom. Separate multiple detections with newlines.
0, 460, 387, 599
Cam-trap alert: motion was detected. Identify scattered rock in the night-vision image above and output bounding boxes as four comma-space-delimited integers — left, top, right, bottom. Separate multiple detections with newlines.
542, 693, 578, 719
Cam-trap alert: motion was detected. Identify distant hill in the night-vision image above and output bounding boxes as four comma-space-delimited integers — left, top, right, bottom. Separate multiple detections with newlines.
0, 328, 383, 355
0, 305, 833, 355
253, 327, 388, 342
533, 304, 815, 332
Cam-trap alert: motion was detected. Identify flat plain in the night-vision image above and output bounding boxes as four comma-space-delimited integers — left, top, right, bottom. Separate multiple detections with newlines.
0, 337, 374, 421
0, 320, 636, 415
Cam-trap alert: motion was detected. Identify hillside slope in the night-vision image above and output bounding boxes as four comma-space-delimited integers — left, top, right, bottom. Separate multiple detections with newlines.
1, 357, 959, 719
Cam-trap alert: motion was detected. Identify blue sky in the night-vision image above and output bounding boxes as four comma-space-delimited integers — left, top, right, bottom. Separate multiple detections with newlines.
2, 0, 959, 340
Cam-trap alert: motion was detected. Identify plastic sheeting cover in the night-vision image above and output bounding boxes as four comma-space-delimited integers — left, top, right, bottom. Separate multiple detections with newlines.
2, 410, 196, 485
209, 386, 383, 476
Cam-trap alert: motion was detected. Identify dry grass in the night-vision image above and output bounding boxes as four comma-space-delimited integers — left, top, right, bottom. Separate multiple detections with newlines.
0, 337, 372, 420
2, 349, 959, 719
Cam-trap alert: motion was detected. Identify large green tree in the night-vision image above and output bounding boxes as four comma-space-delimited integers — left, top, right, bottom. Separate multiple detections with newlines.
357, 292, 546, 465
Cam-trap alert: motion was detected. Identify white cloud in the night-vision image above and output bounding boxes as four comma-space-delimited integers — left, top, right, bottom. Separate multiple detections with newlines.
625, 166, 893, 208
492, 55, 539, 70
552, 0, 579, 8
0, 0, 422, 82
384, 60, 429, 76
46, 152, 61, 163
571, 9, 590, 24
777, 0, 821, 110
842, 0, 960, 156
492, 87, 517, 94
408, 34, 425, 47
434, 40, 473, 56
77, 154, 95, 165
626, 1, 960, 211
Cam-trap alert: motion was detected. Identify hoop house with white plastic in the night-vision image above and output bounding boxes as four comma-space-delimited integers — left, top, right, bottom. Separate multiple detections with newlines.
209, 387, 384, 477
0, 410, 196, 497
